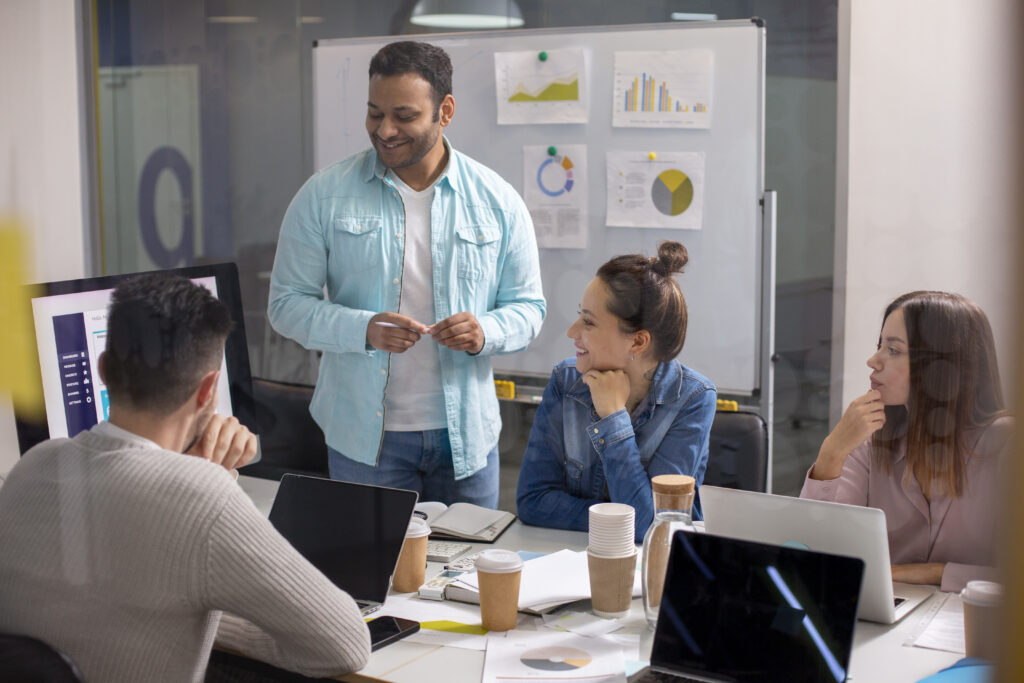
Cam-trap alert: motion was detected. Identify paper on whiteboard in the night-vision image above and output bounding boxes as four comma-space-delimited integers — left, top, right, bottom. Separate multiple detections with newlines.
523, 144, 588, 249
612, 50, 713, 129
606, 151, 705, 229
495, 49, 588, 124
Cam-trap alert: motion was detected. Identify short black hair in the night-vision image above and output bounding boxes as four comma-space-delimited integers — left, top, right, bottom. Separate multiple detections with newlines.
103, 273, 233, 413
369, 41, 453, 111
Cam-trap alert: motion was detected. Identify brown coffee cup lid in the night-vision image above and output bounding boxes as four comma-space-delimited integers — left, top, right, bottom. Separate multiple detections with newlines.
651, 474, 695, 494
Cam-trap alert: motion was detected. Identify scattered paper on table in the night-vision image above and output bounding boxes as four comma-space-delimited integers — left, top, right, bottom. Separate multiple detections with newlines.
484, 631, 626, 683
495, 49, 588, 124
542, 611, 626, 637
523, 144, 588, 249
612, 50, 713, 129
606, 151, 705, 229
906, 592, 965, 654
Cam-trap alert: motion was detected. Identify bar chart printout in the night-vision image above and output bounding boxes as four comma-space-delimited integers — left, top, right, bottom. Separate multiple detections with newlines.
612, 49, 713, 128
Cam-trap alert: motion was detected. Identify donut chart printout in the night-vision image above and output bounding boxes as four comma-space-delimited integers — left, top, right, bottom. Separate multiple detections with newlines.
605, 150, 705, 229
523, 144, 589, 249
482, 632, 625, 682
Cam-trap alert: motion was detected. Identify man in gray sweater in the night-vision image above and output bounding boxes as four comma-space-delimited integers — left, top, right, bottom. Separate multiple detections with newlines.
0, 273, 371, 681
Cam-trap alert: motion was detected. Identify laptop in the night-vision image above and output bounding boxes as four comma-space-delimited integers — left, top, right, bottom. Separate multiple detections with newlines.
700, 486, 936, 624
268, 474, 418, 615
630, 530, 864, 683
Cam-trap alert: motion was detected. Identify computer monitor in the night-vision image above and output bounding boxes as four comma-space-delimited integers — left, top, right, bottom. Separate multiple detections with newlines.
15, 262, 257, 454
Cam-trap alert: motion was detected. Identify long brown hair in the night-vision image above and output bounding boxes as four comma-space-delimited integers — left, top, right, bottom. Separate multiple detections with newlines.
596, 241, 689, 362
872, 291, 1005, 497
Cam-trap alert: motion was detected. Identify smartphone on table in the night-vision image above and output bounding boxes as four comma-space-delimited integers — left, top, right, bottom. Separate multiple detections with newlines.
367, 616, 420, 651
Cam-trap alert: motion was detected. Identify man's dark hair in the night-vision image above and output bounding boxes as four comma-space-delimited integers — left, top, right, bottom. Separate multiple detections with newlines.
103, 273, 233, 414
369, 41, 453, 114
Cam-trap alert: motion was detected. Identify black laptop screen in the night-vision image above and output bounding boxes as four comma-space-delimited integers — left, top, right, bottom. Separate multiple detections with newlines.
651, 531, 864, 683
269, 475, 418, 604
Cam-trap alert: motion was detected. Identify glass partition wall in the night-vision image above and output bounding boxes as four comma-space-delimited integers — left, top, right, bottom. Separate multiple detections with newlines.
93, 0, 837, 497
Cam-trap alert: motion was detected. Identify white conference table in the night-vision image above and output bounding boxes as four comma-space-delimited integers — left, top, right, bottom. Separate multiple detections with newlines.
238, 475, 961, 683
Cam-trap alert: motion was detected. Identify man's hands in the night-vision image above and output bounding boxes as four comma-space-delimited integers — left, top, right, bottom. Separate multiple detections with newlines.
431, 312, 484, 354
581, 369, 631, 419
367, 312, 485, 355
187, 414, 258, 473
366, 313, 431, 353
810, 390, 886, 480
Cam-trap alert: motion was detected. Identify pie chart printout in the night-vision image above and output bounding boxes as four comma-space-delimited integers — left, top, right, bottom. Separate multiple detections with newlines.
651, 169, 694, 216
519, 646, 593, 672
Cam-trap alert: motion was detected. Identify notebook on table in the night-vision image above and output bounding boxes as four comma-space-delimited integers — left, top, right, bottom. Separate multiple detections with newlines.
630, 530, 864, 683
268, 474, 418, 615
700, 485, 936, 624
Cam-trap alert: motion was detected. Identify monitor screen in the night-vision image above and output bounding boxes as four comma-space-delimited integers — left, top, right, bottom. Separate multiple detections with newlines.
15, 263, 257, 454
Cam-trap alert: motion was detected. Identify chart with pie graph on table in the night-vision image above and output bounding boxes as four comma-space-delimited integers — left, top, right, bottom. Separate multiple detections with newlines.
651, 169, 694, 216
519, 646, 593, 671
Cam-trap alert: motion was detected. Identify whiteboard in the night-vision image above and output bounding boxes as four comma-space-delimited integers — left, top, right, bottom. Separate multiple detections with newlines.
313, 21, 766, 394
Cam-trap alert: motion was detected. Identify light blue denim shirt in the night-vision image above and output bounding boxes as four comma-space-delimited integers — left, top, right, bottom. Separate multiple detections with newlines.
516, 358, 716, 542
268, 141, 545, 479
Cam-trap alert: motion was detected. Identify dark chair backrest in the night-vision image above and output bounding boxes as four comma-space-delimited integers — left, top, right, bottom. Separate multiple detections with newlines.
703, 409, 769, 493
238, 377, 329, 481
0, 633, 82, 682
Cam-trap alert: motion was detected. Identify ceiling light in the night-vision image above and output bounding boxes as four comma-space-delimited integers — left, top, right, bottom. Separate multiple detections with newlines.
671, 12, 718, 22
411, 0, 524, 29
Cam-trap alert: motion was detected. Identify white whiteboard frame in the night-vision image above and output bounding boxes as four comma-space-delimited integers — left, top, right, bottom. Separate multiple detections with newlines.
311, 21, 769, 400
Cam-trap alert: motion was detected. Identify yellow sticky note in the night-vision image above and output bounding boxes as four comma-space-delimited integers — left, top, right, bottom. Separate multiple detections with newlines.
0, 221, 43, 419
419, 620, 488, 635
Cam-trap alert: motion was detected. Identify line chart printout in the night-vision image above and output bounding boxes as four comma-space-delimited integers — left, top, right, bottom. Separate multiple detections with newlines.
612, 49, 713, 129
495, 48, 588, 124
606, 151, 705, 229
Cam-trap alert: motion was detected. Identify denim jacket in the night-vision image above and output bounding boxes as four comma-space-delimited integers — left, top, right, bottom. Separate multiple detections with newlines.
268, 141, 545, 478
516, 358, 716, 542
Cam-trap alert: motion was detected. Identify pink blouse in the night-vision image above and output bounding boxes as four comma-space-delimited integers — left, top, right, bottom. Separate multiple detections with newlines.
800, 417, 1012, 592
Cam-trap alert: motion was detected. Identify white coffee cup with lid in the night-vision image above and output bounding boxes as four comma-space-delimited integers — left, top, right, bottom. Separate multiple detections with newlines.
475, 549, 523, 631
960, 580, 1002, 660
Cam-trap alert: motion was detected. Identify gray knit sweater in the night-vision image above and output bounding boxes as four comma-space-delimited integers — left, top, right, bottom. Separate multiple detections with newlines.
0, 422, 371, 681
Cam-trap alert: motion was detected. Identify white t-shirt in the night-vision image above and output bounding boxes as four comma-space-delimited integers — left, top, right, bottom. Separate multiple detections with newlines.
383, 170, 447, 431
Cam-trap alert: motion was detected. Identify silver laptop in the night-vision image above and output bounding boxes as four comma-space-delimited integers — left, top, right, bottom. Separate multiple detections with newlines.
268, 474, 418, 615
629, 530, 864, 682
700, 486, 935, 624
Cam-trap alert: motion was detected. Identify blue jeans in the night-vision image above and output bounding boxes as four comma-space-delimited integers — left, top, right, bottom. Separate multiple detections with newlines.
328, 429, 500, 508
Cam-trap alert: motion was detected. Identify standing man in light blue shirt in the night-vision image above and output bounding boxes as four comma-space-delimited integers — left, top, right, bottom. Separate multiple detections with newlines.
268, 41, 545, 507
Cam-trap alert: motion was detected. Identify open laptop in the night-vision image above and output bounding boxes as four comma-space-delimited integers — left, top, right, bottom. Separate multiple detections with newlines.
630, 530, 864, 683
268, 474, 418, 615
700, 486, 936, 624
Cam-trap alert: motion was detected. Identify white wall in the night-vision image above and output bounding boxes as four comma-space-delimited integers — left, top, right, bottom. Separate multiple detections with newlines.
0, 0, 89, 474
832, 0, 1020, 420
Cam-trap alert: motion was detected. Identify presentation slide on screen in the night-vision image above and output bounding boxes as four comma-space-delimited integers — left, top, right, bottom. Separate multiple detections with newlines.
31, 276, 233, 440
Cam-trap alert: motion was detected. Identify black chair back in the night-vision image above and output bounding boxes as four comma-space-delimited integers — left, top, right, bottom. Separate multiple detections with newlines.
0, 633, 82, 682
239, 377, 329, 481
703, 409, 769, 492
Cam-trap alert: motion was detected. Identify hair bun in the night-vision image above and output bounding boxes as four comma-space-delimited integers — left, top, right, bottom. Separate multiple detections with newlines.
651, 241, 688, 276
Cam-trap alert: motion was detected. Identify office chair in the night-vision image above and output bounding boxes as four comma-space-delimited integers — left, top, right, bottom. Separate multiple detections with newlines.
703, 409, 769, 492
0, 633, 82, 682
238, 377, 330, 481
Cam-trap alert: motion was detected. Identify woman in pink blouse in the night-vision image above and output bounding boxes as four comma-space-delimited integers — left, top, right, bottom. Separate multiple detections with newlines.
802, 291, 1011, 592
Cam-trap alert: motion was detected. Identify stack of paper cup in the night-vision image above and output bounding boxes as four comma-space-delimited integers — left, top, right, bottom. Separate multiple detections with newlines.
587, 503, 638, 618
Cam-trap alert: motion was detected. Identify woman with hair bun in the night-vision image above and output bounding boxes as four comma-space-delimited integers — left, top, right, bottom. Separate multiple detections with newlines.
516, 241, 717, 542
802, 291, 1011, 592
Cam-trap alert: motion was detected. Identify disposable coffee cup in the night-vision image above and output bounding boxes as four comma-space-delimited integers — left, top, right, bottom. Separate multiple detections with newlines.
588, 547, 638, 618
392, 517, 430, 593
960, 580, 1003, 660
475, 549, 523, 631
